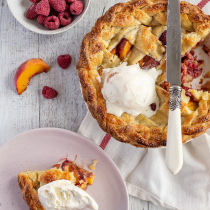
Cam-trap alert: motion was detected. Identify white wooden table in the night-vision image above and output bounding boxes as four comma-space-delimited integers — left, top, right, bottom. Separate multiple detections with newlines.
0, 0, 167, 209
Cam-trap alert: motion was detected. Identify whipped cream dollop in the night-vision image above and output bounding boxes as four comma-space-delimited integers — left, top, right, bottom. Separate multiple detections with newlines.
38, 180, 98, 210
101, 63, 162, 117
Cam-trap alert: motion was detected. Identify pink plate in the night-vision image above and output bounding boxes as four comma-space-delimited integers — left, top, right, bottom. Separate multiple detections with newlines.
0, 128, 128, 210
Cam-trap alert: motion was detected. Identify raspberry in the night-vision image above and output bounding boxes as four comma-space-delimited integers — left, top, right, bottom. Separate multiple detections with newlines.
66, 0, 77, 3
57, 54, 72, 69
182, 86, 194, 99
58, 12, 71, 26
203, 45, 210, 56
42, 86, 58, 99
70, 1, 83, 15
49, 0, 66, 12
26, 4, 38, 19
64, 3, 69, 12
150, 103, 156, 111
159, 30, 167, 45
190, 51, 195, 56
35, 0, 50, 16
50, 9, 59, 16
30, 0, 41, 3
37, 15, 46, 25
44, 16, 60, 30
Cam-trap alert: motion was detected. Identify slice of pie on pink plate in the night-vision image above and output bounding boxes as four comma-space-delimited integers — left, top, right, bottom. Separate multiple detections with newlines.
18, 158, 96, 210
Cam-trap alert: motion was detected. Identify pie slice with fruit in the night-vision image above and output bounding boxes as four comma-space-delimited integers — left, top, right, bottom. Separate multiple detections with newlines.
77, 0, 210, 148
18, 159, 95, 210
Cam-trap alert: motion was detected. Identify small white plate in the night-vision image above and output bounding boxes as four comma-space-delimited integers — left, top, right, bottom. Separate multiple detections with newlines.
0, 128, 128, 210
6, 0, 90, 35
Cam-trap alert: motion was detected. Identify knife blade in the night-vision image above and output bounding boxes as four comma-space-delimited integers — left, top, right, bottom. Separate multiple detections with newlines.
166, 0, 181, 85
165, 0, 183, 175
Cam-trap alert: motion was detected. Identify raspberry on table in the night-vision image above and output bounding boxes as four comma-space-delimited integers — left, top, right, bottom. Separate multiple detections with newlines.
26, 4, 38, 19
66, 0, 77, 3
49, 0, 66, 12
37, 15, 46, 25
30, 0, 41, 3
70, 1, 83, 15
42, 86, 58, 99
44, 16, 60, 30
57, 54, 72, 69
35, 0, 50, 16
58, 12, 71, 26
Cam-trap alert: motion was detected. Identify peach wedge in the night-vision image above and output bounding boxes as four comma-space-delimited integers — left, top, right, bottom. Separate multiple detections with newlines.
14, 59, 50, 95
116, 38, 132, 60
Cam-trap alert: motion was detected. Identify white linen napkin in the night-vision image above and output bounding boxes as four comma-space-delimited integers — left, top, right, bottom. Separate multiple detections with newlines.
78, 1, 210, 209
78, 112, 210, 210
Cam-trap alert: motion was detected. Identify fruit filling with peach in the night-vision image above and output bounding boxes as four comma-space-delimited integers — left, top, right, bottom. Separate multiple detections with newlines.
181, 51, 204, 84
116, 38, 132, 60
187, 100, 199, 111
14, 59, 50, 95
110, 48, 117, 55
139, 55, 160, 69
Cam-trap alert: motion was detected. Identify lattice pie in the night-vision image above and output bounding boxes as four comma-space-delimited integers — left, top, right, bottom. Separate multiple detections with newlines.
77, 0, 210, 148
18, 159, 95, 210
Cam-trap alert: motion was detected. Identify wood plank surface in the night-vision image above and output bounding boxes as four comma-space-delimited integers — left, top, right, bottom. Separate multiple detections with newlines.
0, 0, 167, 209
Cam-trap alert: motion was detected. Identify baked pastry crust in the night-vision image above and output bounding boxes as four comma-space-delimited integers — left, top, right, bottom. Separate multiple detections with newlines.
77, 0, 210, 148
18, 160, 94, 210
18, 169, 76, 210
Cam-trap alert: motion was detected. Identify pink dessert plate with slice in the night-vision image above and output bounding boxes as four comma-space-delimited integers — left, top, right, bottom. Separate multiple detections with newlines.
0, 128, 129, 210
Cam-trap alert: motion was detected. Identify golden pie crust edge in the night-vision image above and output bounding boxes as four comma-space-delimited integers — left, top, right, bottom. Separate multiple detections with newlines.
18, 169, 78, 210
77, 0, 210, 148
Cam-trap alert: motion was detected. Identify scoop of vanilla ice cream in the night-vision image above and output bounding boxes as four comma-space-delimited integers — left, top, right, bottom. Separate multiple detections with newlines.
38, 180, 98, 210
101, 63, 162, 117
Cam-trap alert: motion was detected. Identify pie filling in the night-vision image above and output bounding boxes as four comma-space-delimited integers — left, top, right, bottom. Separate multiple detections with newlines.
53, 158, 95, 190
99, 30, 210, 117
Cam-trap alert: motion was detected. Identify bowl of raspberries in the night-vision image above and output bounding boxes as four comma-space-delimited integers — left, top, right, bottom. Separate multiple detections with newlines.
6, 0, 89, 34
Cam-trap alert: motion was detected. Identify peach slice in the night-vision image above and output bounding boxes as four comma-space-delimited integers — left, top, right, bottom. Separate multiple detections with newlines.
139, 55, 160, 69
110, 47, 117, 55
87, 175, 95, 185
14, 59, 50, 95
98, 68, 102, 76
116, 38, 132, 60
160, 81, 169, 92
187, 101, 199, 111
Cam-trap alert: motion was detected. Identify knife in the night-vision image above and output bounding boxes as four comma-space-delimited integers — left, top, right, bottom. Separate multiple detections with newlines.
165, 0, 183, 175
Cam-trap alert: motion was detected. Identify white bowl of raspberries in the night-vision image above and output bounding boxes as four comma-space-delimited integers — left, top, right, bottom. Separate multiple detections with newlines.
7, 0, 89, 34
